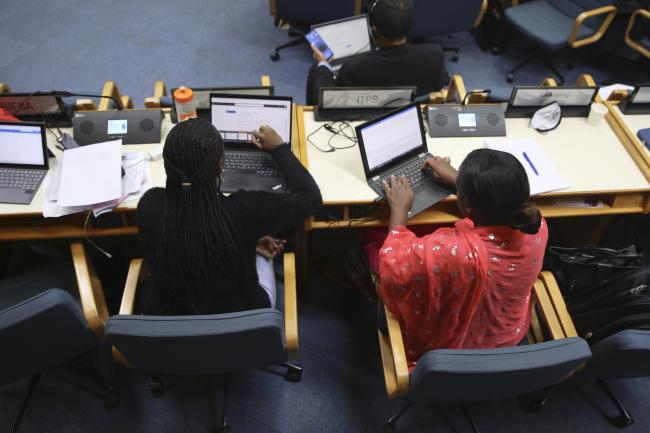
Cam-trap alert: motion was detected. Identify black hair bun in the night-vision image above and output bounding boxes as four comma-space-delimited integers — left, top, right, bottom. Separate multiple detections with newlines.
510, 202, 542, 235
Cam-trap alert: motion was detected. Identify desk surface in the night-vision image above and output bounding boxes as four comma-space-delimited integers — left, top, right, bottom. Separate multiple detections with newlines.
300, 107, 650, 205
612, 105, 650, 151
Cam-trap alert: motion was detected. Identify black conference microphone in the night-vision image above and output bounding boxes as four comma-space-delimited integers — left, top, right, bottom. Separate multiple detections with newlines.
48, 90, 123, 110
462, 89, 492, 105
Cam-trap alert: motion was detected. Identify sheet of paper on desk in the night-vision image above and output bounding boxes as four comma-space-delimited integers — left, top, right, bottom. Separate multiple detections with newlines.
484, 139, 570, 195
57, 140, 122, 207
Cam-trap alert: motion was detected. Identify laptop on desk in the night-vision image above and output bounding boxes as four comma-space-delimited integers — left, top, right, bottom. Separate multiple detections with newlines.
171, 86, 274, 123
311, 15, 373, 74
314, 86, 416, 121
356, 103, 452, 218
0, 121, 49, 204
210, 94, 292, 194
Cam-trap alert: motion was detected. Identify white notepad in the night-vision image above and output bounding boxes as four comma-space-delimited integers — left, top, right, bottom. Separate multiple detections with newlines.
57, 140, 122, 206
484, 139, 570, 196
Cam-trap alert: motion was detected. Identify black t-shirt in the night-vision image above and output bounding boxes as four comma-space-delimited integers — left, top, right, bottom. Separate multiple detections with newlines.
137, 146, 322, 315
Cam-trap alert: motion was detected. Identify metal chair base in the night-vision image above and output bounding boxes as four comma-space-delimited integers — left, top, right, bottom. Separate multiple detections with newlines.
599, 381, 634, 429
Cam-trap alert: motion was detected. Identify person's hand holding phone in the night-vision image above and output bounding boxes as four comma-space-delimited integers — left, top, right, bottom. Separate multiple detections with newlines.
311, 44, 329, 64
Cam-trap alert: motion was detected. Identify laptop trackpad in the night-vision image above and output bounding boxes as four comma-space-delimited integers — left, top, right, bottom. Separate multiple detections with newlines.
0, 188, 32, 205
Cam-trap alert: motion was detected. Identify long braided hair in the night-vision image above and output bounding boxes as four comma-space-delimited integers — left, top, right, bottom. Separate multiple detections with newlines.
155, 118, 240, 314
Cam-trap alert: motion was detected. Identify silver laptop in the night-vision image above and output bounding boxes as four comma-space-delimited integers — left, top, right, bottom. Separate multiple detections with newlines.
311, 15, 373, 73
0, 121, 49, 204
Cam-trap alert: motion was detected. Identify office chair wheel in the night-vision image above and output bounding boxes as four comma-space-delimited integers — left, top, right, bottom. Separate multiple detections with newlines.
284, 364, 302, 382
506, 73, 515, 83
383, 421, 397, 433
270, 51, 280, 61
150, 376, 165, 398
104, 385, 120, 408
216, 423, 232, 433
490, 46, 500, 55
611, 415, 634, 428
528, 397, 546, 413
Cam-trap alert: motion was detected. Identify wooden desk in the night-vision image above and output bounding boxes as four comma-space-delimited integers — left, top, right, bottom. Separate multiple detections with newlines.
0, 108, 303, 241
298, 105, 650, 230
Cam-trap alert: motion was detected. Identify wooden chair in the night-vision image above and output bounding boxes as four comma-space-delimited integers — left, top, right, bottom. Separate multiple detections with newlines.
0, 83, 11, 94
75, 81, 134, 111
625, 9, 650, 59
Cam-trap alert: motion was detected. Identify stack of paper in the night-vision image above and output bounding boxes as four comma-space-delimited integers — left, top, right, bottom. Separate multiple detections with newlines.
43, 140, 152, 218
484, 139, 570, 196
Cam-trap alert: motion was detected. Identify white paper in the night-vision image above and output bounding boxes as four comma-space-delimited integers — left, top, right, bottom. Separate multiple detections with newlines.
57, 140, 122, 207
484, 139, 570, 196
552, 198, 603, 208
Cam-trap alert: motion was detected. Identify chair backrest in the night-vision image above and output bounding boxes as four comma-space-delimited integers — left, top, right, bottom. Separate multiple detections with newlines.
408, 0, 485, 40
581, 329, 650, 380
275, 0, 358, 24
0, 289, 95, 386
106, 309, 286, 375
407, 337, 591, 405
547, 0, 616, 30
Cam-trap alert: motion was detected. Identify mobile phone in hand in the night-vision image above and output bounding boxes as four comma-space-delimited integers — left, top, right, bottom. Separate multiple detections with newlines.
306, 30, 334, 60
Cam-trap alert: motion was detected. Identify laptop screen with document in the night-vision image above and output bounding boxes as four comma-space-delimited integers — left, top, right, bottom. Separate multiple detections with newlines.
312, 15, 372, 62
0, 121, 47, 168
357, 104, 426, 177
210, 94, 292, 144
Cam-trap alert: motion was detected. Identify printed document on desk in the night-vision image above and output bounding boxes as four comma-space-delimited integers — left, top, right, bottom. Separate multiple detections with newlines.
484, 139, 570, 195
57, 140, 122, 206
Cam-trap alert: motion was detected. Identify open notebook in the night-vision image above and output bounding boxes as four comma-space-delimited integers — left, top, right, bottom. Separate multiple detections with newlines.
484, 139, 570, 196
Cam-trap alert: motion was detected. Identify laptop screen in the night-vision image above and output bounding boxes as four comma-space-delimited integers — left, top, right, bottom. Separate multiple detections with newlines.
313, 15, 371, 61
357, 104, 425, 174
631, 86, 650, 104
0, 122, 47, 167
210, 95, 292, 144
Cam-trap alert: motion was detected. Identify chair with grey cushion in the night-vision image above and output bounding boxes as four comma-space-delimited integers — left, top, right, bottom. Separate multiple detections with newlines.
503, 0, 618, 84
269, 0, 362, 61
625, 8, 650, 60
408, 0, 488, 62
378, 277, 592, 433
104, 248, 301, 433
0, 244, 117, 432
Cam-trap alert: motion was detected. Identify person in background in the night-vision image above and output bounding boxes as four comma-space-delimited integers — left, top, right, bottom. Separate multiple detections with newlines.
137, 119, 322, 315
377, 149, 548, 368
305, 0, 448, 105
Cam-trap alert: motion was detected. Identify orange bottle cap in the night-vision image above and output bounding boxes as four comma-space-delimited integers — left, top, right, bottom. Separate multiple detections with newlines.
173, 86, 194, 103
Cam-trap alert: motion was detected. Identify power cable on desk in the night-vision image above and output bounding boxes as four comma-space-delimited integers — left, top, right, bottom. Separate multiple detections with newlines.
307, 121, 358, 153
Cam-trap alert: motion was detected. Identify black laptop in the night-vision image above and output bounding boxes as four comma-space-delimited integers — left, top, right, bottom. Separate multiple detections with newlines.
210, 94, 292, 194
355, 103, 452, 218
0, 121, 49, 204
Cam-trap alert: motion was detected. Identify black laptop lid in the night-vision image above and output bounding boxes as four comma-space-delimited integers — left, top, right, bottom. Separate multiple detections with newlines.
355, 103, 427, 179
620, 84, 650, 114
0, 121, 48, 170
171, 86, 274, 123
507, 86, 598, 118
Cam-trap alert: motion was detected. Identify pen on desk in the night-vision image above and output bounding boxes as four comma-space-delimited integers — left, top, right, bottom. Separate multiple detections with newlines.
522, 152, 539, 176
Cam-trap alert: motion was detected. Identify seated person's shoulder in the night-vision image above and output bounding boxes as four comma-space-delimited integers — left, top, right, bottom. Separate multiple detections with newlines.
409, 42, 444, 58
138, 187, 165, 216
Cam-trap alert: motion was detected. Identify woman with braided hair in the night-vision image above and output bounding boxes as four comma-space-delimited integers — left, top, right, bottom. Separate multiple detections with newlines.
137, 118, 321, 315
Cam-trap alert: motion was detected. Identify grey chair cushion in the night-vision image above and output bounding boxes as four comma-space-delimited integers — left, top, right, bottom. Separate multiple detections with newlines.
580, 330, 650, 380
0, 288, 95, 386
408, 0, 486, 40
408, 337, 591, 405
107, 309, 286, 375
504, 1, 597, 51
0, 263, 78, 311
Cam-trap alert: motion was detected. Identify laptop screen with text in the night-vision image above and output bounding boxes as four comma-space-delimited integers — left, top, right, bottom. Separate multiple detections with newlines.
0, 122, 46, 167
210, 95, 292, 144
313, 15, 371, 61
358, 104, 424, 173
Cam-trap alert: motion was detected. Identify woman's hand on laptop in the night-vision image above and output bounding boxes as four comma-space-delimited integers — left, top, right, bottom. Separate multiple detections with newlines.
383, 176, 413, 229
422, 156, 458, 189
311, 44, 329, 64
252, 126, 283, 151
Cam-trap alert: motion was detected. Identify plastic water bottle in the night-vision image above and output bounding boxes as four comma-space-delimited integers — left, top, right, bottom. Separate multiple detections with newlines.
173, 86, 197, 122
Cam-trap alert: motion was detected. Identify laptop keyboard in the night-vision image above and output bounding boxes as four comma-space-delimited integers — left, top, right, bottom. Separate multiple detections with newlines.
0, 168, 46, 192
224, 152, 282, 178
372, 157, 432, 192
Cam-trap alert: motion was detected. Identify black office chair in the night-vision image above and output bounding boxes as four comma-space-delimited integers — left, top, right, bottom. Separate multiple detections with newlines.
0, 245, 117, 432
269, 0, 362, 61
408, 0, 488, 62
503, 0, 618, 85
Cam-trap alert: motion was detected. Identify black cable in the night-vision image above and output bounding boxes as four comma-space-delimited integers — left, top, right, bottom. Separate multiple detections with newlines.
307, 121, 358, 153
462, 89, 492, 105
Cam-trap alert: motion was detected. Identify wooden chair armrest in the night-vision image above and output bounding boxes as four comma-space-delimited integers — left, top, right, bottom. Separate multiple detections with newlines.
0, 83, 10, 94
119, 259, 148, 315
607, 89, 630, 102
260, 75, 272, 87
625, 9, 650, 59
568, 5, 617, 48
576, 74, 596, 88
445, 74, 468, 104
540, 78, 558, 87
70, 243, 110, 339
269, 0, 276, 16
378, 304, 410, 399
532, 279, 565, 340
144, 80, 167, 108
473, 0, 489, 28
98, 80, 127, 111
75, 99, 97, 111
539, 271, 578, 338
428, 90, 447, 104
354, 0, 362, 15
284, 252, 299, 359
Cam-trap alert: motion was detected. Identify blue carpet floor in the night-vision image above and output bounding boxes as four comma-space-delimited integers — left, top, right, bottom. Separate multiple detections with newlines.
2, 1, 650, 432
